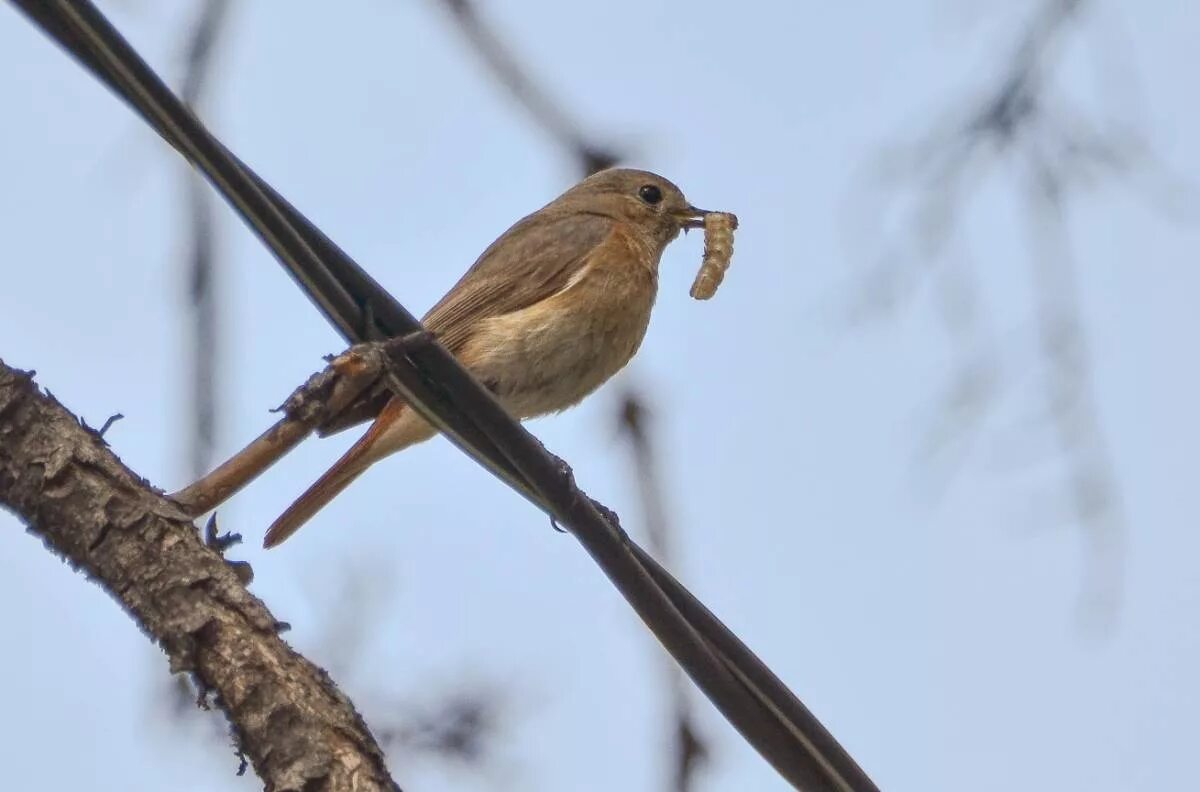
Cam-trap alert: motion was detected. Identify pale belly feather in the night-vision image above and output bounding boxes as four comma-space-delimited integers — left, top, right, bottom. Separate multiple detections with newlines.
462, 266, 657, 419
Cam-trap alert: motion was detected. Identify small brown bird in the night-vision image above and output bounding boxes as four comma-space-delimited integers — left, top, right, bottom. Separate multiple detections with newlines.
261, 168, 710, 547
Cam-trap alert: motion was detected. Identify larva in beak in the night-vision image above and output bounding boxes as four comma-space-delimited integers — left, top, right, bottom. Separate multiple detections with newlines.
689, 211, 737, 300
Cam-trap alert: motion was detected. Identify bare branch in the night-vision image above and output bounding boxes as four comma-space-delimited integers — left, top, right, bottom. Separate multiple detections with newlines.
620, 393, 711, 792
178, 0, 232, 482
378, 685, 506, 770
844, 0, 1186, 622
1021, 152, 1126, 629
0, 361, 400, 792
429, 0, 621, 176
178, 0, 230, 107
171, 342, 389, 515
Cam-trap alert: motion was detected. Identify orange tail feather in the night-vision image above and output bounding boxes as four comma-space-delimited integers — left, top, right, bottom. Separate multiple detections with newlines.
263, 397, 409, 548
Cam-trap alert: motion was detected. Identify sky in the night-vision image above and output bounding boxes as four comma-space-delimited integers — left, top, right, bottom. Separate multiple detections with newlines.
2, 1, 1198, 790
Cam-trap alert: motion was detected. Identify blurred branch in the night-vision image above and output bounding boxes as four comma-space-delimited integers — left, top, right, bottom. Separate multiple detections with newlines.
1021, 152, 1126, 625
178, 0, 230, 106
309, 565, 507, 774
377, 685, 506, 771
306, 562, 509, 778
311, 557, 399, 681
179, 0, 231, 483
429, 0, 620, 176
846, 0, 1181, 623
185, 172, 218, 476
620, 393, 710, 792
0, 361, 400, 792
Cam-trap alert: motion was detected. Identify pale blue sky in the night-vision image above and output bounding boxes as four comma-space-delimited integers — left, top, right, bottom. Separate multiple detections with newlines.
2, 2, 1198, 790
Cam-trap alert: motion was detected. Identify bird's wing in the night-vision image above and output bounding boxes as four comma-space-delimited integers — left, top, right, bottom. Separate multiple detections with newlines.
422, 210, 614, 352
315, 210, 613, 436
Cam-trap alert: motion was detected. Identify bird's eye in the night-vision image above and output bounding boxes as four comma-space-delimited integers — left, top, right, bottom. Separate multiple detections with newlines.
638, 184, 663, 205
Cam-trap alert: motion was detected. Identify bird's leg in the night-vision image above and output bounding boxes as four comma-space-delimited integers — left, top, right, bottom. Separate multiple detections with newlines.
168, 345, 385, 517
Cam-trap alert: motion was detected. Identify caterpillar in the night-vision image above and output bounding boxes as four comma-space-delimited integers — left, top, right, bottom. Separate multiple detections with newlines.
689, 211, 738, 300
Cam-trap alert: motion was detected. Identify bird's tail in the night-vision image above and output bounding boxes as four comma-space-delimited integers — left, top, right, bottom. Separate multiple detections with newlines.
263, 397, 426, 548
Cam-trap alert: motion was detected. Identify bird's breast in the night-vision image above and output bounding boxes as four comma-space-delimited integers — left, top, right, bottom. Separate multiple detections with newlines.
463, 248, 659, 419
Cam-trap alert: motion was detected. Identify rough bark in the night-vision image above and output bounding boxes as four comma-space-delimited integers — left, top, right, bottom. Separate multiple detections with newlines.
0, 360, 401, 792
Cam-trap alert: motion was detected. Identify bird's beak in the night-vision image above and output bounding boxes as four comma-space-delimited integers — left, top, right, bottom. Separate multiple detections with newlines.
679, 205, 709, 230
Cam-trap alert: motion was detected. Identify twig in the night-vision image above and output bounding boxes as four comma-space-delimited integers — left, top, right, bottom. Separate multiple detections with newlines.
179, 0, 231, 482
620, 393, 709, 792
97, 411, 124, 436
1021, 151, 1126, 628
170, 342, 389, 515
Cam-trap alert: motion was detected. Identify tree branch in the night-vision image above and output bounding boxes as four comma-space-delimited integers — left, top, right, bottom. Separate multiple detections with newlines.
0, 360, 401, 792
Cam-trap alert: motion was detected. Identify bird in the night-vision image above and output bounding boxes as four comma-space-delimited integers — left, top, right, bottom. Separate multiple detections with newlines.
259, 168, 710, 548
